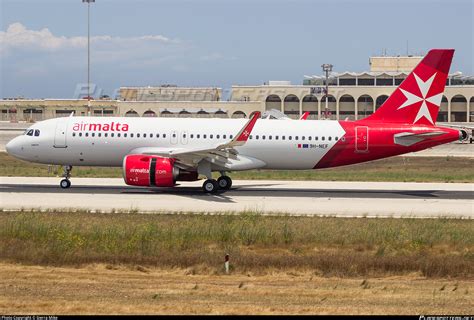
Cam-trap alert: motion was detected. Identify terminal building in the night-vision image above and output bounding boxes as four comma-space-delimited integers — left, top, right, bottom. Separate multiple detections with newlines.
1, 55, 473, 123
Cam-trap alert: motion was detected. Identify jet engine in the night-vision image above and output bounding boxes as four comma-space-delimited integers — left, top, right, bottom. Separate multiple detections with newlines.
123, 154, 198, 187
459, 129, 469, 142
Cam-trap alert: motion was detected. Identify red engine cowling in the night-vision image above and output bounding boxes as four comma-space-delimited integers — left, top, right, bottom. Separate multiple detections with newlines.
123, 154, 198, 187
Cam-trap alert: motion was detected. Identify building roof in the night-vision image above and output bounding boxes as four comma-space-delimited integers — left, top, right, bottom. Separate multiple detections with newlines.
303, 71, 473, 80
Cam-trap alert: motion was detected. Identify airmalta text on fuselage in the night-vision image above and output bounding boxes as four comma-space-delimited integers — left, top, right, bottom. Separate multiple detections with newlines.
72, 122, 129, 132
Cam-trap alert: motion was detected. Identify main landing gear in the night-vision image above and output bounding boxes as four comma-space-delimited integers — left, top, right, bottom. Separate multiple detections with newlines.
60, 165, 73, 189
202, 175, 232, 194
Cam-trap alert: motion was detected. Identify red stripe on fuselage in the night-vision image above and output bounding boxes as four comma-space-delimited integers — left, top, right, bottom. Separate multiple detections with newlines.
314, 120, 459, 169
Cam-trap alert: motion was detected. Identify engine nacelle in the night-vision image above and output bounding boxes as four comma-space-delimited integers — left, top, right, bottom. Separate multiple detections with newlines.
459, 129, 469, 141
123, 154, 198, 187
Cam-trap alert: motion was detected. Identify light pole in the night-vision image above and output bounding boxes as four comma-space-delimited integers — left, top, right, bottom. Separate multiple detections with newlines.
82, 0, 95, 115
321, 63, 333, 120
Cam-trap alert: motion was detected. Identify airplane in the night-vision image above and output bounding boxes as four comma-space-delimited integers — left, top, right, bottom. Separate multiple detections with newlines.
6, 49, 468, 193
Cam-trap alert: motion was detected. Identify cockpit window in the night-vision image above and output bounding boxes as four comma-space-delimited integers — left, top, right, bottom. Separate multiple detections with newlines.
26, 129, 34, 136
34, 129, 40, 137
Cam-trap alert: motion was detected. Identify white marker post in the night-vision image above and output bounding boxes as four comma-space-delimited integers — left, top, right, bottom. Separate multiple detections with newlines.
224, 254, 230, 274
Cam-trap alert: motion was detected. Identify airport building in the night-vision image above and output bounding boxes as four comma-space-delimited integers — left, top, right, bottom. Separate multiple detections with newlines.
1, 55, 473, 123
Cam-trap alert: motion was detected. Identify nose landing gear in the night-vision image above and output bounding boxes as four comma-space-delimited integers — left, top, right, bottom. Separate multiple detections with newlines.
60, 165, 73, 189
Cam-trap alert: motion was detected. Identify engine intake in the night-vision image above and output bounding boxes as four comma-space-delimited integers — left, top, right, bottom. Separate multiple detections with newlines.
459, 129, 469, 141
123, 154, 198, 187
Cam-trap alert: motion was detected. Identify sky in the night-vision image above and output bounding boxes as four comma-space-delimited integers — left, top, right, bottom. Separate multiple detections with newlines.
0, 0, 473, 99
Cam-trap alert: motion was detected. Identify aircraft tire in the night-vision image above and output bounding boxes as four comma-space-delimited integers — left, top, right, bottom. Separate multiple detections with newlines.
60, 179, 71, 189
202, 179, 218, 193
217, 176, 232, 190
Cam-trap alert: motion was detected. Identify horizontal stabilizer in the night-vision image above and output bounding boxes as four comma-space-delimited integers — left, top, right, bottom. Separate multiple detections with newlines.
394, 131, 446, 146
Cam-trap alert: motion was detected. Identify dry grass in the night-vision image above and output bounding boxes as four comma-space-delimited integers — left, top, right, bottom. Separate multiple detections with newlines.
1, 152, 473, 182
0, 211, 472, 278
0, 263, 472, 315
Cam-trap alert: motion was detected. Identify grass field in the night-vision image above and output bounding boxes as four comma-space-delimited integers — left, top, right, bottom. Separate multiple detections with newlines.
1, 263, 472, 315
1, 211, 472, 278
1, 152, 473, 182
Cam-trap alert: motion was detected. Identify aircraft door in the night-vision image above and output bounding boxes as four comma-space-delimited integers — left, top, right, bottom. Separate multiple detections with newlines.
54, 118, 68, 148
355, 126, 368, 153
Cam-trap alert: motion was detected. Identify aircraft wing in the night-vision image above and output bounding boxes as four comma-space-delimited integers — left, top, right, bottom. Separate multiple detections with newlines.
129, 112, 261, 169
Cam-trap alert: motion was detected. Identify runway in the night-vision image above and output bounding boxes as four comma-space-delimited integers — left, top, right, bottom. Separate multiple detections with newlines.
1, 177, 472, 218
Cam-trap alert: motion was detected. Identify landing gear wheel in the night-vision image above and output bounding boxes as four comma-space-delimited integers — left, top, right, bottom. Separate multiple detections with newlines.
60, 179, 71, 189
202, 179, 218, 194
60, 165, 73, 189
217, 176, 232, 190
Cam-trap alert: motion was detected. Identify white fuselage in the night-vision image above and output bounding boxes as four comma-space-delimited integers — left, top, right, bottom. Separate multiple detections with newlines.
7, 117, 346, 170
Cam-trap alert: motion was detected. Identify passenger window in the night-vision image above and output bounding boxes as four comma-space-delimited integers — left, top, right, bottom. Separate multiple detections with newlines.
172, 133, 176, 138
143, 134, 147, 138
98, 133, 102, 137
230, 135, 233, 139
79, 132, 82, 137
308, 136, 312, 141
249, 135, 253, 139
269, 136, 272, 140
73, 132, 76, 137
322, 136, 325, 141
262, 135, 265, 140
190, 134, 194, 138
295, 136, 298, 141
156, 134, 159, 138
223, 135, 226, 139
163, 134, 166, 138
335, 136, 339, 141
289, 136, 292, 140
210, 134, 213, 139
328, 136, 332, 141
301, 136, 305, 141
34, 129, 40, 137
112, 133, 115, 137
150, 133, 153, 138
275, 136, 279, 140
282, 136, 285, 140
104, 133, 108, 137
256, 135, 259, 140
27, 129, 33, 136
137, 133, 140, 138
315, 136, 318, 141
92, 133, 95, 137
203, 134, 207, 139
117, 133, 121, 138
123, 133, 126, 138
85, 132, 89, 137
183, 134, 186, 138
197, 134, 200, 139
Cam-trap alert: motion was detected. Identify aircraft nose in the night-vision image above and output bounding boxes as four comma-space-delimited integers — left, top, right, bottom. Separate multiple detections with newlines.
5, 137, 22, 157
